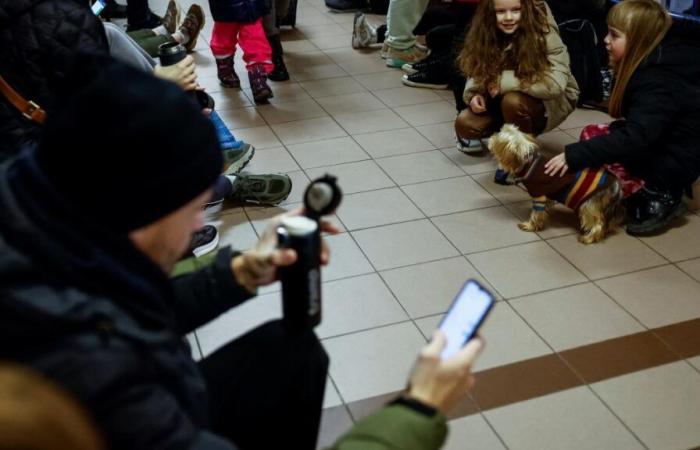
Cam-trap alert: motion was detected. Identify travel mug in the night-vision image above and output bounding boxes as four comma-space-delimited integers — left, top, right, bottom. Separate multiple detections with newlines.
158, 41, 187, 67
277, 216, 321, 331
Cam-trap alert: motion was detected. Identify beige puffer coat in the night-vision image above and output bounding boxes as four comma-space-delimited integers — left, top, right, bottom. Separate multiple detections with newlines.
463, 2, 579, 132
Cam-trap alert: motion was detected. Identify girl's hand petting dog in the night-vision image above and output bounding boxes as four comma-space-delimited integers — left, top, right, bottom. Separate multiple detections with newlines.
470, 94, 487, 114
545, 153, 569, 177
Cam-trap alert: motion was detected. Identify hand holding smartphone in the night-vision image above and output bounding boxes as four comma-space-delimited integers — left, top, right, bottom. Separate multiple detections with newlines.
437, 279, 494, 360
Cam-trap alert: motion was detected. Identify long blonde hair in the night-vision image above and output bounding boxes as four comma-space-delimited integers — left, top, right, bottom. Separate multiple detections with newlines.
457, 0, 550, 89
607, 0, 672, 118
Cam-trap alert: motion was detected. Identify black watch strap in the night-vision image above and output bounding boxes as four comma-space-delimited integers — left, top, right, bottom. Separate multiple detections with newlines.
390, 396, 439, 418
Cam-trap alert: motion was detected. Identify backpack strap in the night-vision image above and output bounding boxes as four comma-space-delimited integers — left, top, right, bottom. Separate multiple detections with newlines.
0, 75, 46, 124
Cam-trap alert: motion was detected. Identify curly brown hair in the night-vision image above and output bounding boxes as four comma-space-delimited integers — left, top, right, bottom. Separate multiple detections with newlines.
457, 0, 550, 90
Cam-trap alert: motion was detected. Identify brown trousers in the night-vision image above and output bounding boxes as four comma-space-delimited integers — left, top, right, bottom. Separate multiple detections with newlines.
455, 91, 547, 140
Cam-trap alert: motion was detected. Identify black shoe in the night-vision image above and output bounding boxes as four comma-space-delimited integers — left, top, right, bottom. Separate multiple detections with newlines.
625, 186, 686, 235
325, 0, 368, 12
401, 52, 446, 75
189, 225, 219, 258
267, 34, 290, 81
401, 64, 449, 90
102, 0, 127, 19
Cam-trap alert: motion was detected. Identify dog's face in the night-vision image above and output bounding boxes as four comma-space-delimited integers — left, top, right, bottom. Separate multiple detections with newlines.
487, 124, 539, 173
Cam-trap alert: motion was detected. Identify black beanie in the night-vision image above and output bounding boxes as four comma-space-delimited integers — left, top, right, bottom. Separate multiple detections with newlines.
37, 59, 222, 232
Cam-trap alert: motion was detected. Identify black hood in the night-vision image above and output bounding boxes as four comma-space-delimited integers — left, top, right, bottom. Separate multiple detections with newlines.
0, 150, 179, 350
0, 0, 53, 24
639, 30, 700, 82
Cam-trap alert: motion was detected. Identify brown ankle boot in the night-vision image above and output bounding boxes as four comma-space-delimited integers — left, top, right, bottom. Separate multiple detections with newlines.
216, 56, 240, 88
248, 64, 273, 104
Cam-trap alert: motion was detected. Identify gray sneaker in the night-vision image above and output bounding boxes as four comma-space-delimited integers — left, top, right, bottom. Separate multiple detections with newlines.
352, 12, 377, 48
230, 173, 292, 205
456, 136, 483, 155
162, 0, 181, 34
223, 143, 255, 175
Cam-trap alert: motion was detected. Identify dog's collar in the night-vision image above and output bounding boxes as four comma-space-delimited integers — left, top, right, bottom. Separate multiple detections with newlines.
512, 153, 543, 184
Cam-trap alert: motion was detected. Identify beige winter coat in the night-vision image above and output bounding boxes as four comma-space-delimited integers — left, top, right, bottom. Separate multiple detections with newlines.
462, 2, 579, 132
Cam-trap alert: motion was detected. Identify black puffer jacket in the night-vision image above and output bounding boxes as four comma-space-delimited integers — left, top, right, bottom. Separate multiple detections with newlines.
0, 0, 108, 161
0, 151, 255, 449
565, 27, 700, 191
209, 0, 269, 23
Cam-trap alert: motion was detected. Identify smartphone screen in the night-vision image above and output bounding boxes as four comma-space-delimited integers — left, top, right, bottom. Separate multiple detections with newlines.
92, 0, 106, 16
438, 280, 494, 360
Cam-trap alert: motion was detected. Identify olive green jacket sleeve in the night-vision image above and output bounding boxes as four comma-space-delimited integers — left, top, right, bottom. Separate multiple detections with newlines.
325, 405, 448, 450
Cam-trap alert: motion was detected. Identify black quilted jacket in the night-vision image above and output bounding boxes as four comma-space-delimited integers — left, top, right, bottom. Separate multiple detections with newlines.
0, 0, 108, 161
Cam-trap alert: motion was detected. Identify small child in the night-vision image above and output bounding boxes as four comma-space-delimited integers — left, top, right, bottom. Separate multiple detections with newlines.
209, 0, 274, 103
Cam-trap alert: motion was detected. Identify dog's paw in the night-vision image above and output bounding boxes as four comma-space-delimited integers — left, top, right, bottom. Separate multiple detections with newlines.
578, 233, 603, 244
518, 221, 538, 232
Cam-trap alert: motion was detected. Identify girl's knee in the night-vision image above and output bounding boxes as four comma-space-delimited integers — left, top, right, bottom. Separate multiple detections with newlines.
455, 109, 490, 139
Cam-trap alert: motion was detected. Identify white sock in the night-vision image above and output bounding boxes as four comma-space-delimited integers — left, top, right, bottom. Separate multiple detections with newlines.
172, 30, 189, 44
152, 25, 169, 36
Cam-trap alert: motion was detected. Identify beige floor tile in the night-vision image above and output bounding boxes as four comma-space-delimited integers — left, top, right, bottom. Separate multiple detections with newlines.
639, 214, 700, 262
558, 108, 613, 130
196, 292, 282, 357
271, 117, 347, 145
336, 187, 425, 230
473, 302, 552, 371
244, 203, 340, 236
402, 176, 500, 217
282, 39, 319, 53
505, 201, 579, 239
393, 101, 457, 127
300, 76, 367, 98
416, 121, 457, 149
308, 34, 349, 51
445, 415, 506, 450
372, 86, 444, 108
243, 146, 301, 173
337, 57, 394, 76
218, 106, 266, 129
305, 160, 395, 194
485, 387, 643, 450
323, 322, 426, 402
468, 241, 587, 298
441, 146, 500, 175
316, 92, 385, 115
380, 257, 500, 319
316, 406, 354, 450
353, 128, 435, 159
592, 361, 700, 450
256, 98, 328, 124
563, 126, 585, 140
287, 136, 370, 169
678, 257, 700, 282
689, 355, 700, 371
596, 265, 700, 328
316, 273, 409, 339
472, 172, 532, 204
215, 211, 259, 252
352, 219, 459, 271
322, 232, 374, 281
548, 232, 667, 280
432, 207, 541, 254
413, 314, 443, 340
510, 283, 645, 351
334, 108, 409, 134
354, 71, 405, 91
243, 82, 313, 105
197, 75, 225, 94
536, 130, 577, 154
231, 125, 282, 149
376, 150, 464, 185
287, 55, 348, 81
299, 23, 347, 39
324, 47, 376, 63
208, 90, 253, 110
323, 379, 343, 408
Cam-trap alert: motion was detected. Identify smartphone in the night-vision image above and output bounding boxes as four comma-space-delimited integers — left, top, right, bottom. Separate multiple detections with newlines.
91, 0, 107, 16
438, 279, 495, 360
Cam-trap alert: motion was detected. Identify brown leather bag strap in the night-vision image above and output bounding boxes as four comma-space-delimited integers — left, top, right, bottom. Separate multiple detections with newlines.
0, 75, 47, 124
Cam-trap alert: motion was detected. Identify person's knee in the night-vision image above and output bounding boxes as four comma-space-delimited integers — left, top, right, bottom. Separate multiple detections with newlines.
500, 92, 529, 119
455, 109, 486, 139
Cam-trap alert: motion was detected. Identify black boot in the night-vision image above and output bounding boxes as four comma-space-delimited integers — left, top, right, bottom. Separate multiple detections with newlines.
625, 185, 686, 235
267, 34, 290, 82
249, 64, 274, 104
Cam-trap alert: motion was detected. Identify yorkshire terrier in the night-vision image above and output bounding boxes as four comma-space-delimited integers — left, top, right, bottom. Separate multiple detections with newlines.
487, 124, 623, 244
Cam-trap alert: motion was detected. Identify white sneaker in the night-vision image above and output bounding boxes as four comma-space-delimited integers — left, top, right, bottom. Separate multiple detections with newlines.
352, 12, 377, 49
456, 136, 483, 155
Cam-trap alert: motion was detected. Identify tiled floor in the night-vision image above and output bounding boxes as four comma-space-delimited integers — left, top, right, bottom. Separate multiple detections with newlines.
158, 0, 700, 448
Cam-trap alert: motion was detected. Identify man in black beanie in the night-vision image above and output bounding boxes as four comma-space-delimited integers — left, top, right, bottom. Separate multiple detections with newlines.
0, 61, 334, 449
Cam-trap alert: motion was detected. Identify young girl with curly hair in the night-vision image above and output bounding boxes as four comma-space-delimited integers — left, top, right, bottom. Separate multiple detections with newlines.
454, 0, 579, 163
